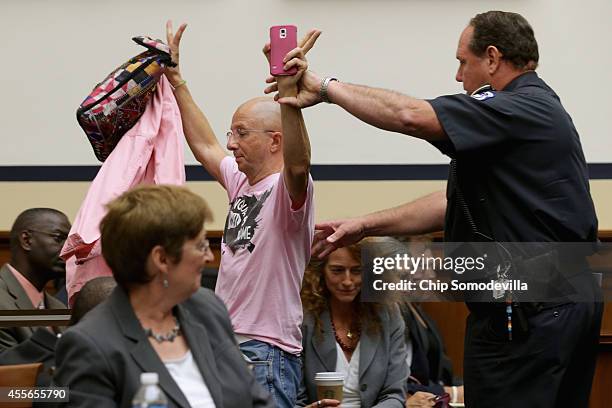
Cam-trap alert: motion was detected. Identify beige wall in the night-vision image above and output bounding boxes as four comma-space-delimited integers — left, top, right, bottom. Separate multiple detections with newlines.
1, 180, 611, 232
1, 0, 611, 166
2, 1, 610, 231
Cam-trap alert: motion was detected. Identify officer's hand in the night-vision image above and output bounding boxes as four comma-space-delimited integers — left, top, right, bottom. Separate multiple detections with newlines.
312, 218, 366, 258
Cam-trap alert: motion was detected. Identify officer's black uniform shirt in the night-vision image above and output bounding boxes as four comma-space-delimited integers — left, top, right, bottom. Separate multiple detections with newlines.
428, 71, 597, 244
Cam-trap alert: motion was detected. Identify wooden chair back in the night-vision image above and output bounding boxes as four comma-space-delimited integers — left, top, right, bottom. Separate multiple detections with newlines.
0, 362, 43, 408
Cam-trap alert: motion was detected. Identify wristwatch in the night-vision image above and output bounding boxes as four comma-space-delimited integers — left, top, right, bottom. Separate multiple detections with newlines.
320, 77, 338, 103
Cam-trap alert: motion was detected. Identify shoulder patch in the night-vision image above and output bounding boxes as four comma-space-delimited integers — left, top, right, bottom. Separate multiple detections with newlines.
471, 91, 496, 101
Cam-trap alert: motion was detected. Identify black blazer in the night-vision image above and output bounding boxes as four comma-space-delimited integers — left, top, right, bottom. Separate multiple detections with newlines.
54, 286, 272, 408
0, 328, 58, 386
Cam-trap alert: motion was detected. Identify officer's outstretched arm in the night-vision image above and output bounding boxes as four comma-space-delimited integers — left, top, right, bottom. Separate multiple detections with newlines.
312, 191, 446, 258
324, 81, 447, 142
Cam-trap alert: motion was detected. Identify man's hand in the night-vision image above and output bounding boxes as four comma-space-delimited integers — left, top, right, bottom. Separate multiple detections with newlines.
263, 29, 323, 108
162, 20, 227, 186
405, 392, 436, 407
165, 20, 187, 86
312, 218, 366, 258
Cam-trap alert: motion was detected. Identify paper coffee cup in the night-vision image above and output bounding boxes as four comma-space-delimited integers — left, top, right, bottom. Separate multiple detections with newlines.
315, 372, 344, 401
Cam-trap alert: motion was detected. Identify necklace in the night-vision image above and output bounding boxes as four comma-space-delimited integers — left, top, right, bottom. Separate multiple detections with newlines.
144, 317, 181, 343
330, 316, 360, 352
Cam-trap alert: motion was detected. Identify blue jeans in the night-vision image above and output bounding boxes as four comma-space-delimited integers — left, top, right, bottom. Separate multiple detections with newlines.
240, 340, 301, 408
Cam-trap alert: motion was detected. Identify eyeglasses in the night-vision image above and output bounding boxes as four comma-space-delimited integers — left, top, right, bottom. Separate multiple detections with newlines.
27, 229, 68, 244
195, 239, 212, 254
226, 128, 277, 141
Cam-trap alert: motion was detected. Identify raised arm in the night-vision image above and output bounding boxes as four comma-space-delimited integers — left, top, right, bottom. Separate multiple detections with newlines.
279, 81, 310, 208
325, 81, 446, 141
268, 69, 447, 142
263, 30, 321, 208
165, 21, 227, 186
312, 190, 447, 258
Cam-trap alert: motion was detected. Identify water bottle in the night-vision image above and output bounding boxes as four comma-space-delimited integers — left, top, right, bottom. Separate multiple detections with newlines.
132, 372, 168, 408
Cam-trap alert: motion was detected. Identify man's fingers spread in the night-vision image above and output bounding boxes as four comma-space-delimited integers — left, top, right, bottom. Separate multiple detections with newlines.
175, 23, 187, 44
166, 20, 173, 44
298, 30, 311, 48
299, 29, 320, 50
302, 30, 321, 54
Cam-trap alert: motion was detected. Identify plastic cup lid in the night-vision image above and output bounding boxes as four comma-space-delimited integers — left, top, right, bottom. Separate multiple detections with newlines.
314, 372, 345, 381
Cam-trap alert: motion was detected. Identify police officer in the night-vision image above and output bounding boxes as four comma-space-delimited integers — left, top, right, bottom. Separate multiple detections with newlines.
266, 10, 603, 408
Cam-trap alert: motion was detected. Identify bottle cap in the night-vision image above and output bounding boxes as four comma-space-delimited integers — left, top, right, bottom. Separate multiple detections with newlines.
140, 372, 159, 385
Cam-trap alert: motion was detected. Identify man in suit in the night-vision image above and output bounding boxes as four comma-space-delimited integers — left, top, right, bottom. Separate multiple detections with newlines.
0, 208, 71, 352
0, 277, 116, 385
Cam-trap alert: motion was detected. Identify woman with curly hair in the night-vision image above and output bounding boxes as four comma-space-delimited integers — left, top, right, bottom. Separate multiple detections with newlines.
297, 243, 408, 408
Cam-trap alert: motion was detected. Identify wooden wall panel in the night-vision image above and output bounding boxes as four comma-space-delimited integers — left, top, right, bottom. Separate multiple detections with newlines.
0, 232, 9, 266
590, 343, 612, 408
420, 302, 468, 377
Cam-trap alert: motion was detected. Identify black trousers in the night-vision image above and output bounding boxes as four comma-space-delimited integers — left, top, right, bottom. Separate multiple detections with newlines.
463, 280, 603, 408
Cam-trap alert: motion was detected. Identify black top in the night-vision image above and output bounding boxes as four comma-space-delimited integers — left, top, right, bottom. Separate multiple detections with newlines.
400, 303, 459, 396
428, 72, 597, 244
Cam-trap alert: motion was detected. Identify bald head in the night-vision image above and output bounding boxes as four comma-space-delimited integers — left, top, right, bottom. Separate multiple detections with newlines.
234, 97, 281, 131
228, 96, 285, 182
69, 277, 117, 325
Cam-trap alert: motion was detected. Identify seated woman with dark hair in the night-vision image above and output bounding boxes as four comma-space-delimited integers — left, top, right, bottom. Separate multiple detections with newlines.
395, 237, 463, 407
297, 243, 408, 408
401, 301, 463, 407
54, 185, 271, 408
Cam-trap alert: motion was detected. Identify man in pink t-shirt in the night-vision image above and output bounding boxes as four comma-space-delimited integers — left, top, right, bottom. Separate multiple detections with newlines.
165, 23, 320, 407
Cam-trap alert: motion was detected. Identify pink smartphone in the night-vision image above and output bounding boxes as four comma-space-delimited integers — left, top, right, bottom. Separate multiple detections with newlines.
269, 25, 298, 76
